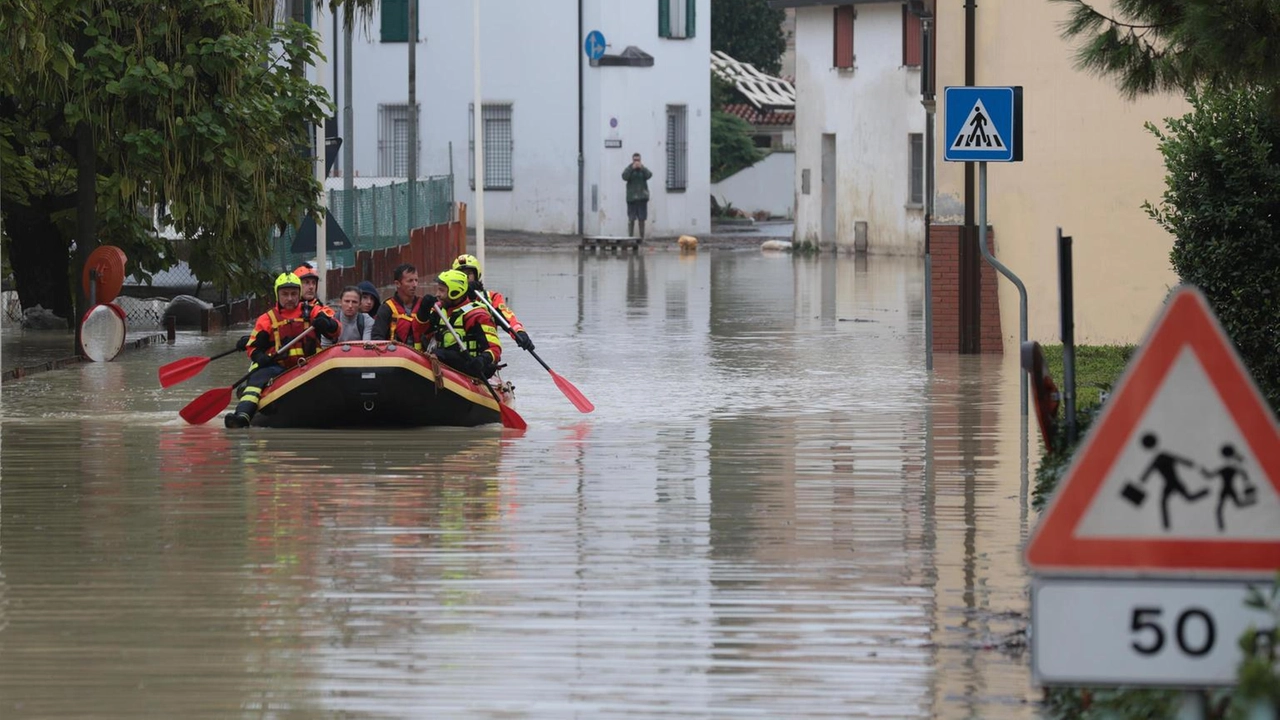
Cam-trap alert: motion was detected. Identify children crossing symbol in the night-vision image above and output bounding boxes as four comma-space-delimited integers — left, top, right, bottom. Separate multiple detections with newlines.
949, 99, 1005, 151
1025, 287, 1280, 576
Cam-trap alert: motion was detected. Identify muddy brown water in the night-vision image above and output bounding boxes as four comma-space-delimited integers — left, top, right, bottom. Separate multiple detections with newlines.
0, 248, 1039, 718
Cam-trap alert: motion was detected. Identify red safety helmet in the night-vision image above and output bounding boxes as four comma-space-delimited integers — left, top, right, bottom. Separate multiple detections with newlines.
293, 263, 319, 281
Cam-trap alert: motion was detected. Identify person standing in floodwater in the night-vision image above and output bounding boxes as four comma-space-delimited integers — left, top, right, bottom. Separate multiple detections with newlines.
1134, 432, 1209, 530
1201, 444, 1256, 532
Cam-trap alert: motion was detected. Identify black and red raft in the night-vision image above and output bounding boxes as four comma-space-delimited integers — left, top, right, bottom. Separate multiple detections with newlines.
251, 341, 515, 429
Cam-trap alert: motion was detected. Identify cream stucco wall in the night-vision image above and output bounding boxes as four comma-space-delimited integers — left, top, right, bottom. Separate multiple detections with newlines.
933, 0, 1187, 346
792, 3, 925, 255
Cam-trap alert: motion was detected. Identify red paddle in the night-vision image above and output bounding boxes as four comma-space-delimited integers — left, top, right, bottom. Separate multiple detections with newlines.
178, 327, 315, 425
472, 292, 594, 413
432, 303, 527, 430
158, 346, 243, 388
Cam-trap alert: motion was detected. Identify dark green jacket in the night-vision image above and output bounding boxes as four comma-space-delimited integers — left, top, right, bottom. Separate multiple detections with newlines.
622, 164, 653, 202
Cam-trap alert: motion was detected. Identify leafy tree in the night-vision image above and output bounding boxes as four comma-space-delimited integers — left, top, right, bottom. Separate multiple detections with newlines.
1050, 0, 1280, 102
711, 0, 786, 76
1145, 87, 1280, 411
0, 0, 343, 324
711, 110, 763, 183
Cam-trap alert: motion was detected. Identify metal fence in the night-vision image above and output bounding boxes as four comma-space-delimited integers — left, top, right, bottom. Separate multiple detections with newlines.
3, 176, 455, 332
266, 175, 455, 273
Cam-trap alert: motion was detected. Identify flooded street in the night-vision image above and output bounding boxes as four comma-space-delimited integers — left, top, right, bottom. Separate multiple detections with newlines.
1, 248, 1039, 718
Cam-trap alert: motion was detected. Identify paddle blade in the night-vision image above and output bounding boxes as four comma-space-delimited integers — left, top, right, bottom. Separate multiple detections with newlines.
179, 386, 234, 425
499, 403, 528, 431
551, 371, 594, 413
158, 356, 211, 388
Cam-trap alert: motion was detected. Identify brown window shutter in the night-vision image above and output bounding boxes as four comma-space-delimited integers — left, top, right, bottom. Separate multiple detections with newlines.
903, 8, 923, 67
833, 5, 855, 69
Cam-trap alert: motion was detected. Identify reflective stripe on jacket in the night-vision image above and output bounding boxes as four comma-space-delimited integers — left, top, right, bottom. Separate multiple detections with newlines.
387, 296, 425, 350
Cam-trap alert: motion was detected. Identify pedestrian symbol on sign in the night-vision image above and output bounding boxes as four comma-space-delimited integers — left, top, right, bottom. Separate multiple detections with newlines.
950, 99, 1005, 152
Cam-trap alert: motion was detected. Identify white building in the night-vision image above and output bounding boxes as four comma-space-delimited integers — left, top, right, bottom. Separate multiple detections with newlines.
312, 0, 710, 238
774, 0, 926, 254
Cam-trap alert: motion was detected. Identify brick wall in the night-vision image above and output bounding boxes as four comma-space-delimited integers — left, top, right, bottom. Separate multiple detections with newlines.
929, 224, 1003, 354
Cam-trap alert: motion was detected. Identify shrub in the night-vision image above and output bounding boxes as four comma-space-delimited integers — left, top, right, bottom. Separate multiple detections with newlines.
1146, 87, 1280, 413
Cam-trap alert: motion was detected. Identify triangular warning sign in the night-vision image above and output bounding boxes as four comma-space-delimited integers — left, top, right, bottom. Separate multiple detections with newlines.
949, 99, 1006, 152
1026, 286, 1280, 577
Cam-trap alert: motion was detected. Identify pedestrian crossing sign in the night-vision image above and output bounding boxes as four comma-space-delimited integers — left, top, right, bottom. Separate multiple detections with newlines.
1025, 287, 1280, 577
943, 86, 1022, 162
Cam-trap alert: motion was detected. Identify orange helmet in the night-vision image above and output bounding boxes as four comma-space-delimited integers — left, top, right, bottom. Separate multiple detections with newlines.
293, 263, 318, 281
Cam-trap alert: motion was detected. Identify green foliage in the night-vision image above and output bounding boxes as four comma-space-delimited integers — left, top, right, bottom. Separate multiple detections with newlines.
1032, 343, 1135, 511
0, 0, 366, 306
1050, 0, 1280, 104
711, 110, 763, 183
711, 0, 786, 76
1145, 86, 1280, 413
1043, 687, 1180, 719
711, 71, 737, 111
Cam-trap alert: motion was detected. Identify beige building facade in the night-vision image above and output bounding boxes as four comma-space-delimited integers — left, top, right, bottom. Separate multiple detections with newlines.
932, 0, 1187, 346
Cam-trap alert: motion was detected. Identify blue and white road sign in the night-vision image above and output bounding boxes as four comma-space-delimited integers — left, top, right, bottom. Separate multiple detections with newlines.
584, 30, 606, 61
944, 86, 1023, 162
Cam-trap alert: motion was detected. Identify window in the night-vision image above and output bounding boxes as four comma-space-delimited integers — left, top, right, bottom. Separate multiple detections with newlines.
659, 0, 696, 39
908, 133, 924, 207
381, 0, 416, 43
833, 5, 855, 69
378, 103, 419, 177
666, 105, 688, 191
469, 103, 514, 191
903, 7, 923, 67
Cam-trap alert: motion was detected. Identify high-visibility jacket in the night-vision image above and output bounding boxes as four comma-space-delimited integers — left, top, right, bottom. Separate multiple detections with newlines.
386, 296, 426, 350
479, 289, 524, 334
245, 303, 340, 369
434, 301, 502, 365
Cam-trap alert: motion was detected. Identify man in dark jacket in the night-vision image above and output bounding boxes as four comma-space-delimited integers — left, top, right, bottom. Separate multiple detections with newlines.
622, 153, 653, 239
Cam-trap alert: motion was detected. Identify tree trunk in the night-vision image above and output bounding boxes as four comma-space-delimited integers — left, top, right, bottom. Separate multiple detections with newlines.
5, 200, 74, 324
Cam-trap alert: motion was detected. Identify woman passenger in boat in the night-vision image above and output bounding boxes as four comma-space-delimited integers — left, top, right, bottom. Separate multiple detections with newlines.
424, 269, 503, 379
370, 263, 428, 350
322, 286, 373, 346
451, 254, 535, 352
356, 280, 381, 315
224, 272, 341, 428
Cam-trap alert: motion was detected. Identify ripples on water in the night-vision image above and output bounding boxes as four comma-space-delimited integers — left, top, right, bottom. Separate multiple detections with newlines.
1, 250, 1038, 718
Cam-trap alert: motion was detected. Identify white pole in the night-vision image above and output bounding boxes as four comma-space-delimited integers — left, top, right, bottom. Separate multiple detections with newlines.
472, 0, 485, 267
315, 8, 328, 303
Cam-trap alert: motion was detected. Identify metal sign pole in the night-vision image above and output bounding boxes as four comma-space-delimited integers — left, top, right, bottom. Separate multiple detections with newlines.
977, 161, 1027, 416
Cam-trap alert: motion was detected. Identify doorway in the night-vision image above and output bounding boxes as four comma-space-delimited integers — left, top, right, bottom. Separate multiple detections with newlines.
821, 134, 836, 247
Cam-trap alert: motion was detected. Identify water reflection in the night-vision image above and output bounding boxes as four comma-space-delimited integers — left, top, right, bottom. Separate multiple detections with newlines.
1, 249, 1036, 718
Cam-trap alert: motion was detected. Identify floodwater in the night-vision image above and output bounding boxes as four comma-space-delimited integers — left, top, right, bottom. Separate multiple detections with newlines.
0, 248, 1040, 718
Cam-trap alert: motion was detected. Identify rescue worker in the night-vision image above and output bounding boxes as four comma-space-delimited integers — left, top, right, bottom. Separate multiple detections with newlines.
294, 263, 339, 326
424, 269, 503, 379
450, 254, 534, 351
370, 263, 428, 349
224, 272, 341, 428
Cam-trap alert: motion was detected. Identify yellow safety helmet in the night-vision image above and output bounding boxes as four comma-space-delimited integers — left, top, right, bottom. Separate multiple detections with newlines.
274, 272, 302, 297
452, 254, 482, 280
437, 269, 471, 302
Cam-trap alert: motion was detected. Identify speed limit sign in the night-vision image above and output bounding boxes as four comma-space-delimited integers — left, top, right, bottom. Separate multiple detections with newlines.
1032, 578, 1275, 686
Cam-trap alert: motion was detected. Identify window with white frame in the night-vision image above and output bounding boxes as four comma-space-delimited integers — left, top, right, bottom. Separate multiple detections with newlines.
469, 103, 514, 191
378, 103, 419, 177
659, 0, 696, 39
908, 133, 924, 207
666, 105, 688, 191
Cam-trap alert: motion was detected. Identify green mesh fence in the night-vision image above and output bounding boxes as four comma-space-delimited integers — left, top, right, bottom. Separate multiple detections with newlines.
266, 175, 454, 273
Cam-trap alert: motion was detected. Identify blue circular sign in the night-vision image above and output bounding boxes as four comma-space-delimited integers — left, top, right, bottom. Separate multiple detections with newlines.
584, 30, 606, 61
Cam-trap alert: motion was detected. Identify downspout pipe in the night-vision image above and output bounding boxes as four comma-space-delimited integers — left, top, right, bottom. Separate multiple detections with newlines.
922, 12, 935, 370
577, 0, 585, 236
962, 0, 978, 353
